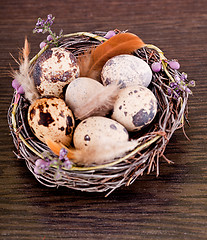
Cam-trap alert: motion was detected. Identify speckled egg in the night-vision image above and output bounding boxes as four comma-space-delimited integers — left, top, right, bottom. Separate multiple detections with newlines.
33, 47, 80, 98
28, 97, 75, 146
101, 54, 152, 88
65, 77, 103, 113
73, 116, 129, 150
112, 86, 157, 131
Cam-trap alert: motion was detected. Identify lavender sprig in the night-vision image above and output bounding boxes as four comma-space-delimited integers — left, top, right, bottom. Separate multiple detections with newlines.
34, 148, 72, 180
150, 54, 195, 99
167, 72, 195, 99
33, 14, 63, 47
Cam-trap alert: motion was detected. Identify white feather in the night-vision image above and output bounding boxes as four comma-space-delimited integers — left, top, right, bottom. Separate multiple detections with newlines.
74, 84, 120, 120
72, 139, 138, 166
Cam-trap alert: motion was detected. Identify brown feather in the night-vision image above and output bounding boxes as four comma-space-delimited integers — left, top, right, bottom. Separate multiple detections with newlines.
78, 48, 95, 77
78, 32, 145, 80
22, 37, 30, 60
74, 84, 120, 120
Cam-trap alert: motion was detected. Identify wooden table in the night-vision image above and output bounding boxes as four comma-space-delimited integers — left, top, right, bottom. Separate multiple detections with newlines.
0, 0, 206, 239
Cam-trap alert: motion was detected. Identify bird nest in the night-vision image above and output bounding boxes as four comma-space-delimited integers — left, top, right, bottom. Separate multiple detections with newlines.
8, 30, 192, 196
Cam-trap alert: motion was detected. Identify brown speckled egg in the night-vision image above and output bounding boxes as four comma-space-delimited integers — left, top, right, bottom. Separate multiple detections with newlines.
33, 47, 80, 98
65, 77, 103, 113
112, 86, 157, 131
28, 97, 75, 146
73, 116, 128, 150
101, 54, 152, 88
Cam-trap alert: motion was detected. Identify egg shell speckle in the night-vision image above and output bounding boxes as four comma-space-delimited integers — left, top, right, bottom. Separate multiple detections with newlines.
101, 54, 152, 88
65, 77, 103, 113
73, 116, 129, 150
112, 86, 157, 131
28, 97, 75, 146
33, 47, 80, 98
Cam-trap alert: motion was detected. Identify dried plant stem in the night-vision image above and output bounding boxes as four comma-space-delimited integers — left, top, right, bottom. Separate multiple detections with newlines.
29, 32, 106, 66
29, 44, 49, 65
145, 44, 175, 82
63, 32, 107, 42
11, 96, 44, 159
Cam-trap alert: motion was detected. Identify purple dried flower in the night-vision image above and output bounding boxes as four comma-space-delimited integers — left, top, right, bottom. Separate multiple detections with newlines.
39, 41, 47, 49
168, 60, 180, 70
47, 14, 53, 21
33, 14, 60, 47
12, 79, 20, 90
189, 80, 195, 87
170, 82, 178, 88
59, 148, 68, 160
35, 159, 46, 167
185, 87, 192, 94
36, 28, 43, 33
36, 18, 44, 27
33, 147, 72, 178
17, 85, 25, 94
34, 159, 49, 174
47, 35, 53, 41
54, 171, 62, 180
52, 159, 58, 165
44, 14, 54, 26
151, 61, 162, 72
174, 75, 181, 83
181, 85, 187, 91
63, 160, 72, 170
167, 88, 172, 96
34, 166, 42, 174
104, 30, 116, 39
12, 79, 25, 94
173, 93, 178, 100
181, 72, 188, 80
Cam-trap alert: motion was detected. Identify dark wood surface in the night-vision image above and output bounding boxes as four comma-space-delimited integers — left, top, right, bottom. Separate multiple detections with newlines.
0, 0, 206, 239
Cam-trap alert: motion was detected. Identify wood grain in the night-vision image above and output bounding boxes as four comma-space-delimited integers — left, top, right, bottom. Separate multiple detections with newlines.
0, 0, 207, 239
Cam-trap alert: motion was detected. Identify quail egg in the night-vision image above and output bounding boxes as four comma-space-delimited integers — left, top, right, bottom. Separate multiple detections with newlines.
28, 97, 75, 146
101, 54, 152, 88
73, 116, 129, 150
33, 47, 80, 98
65, 77, 103, 113
112, 86, 157, 131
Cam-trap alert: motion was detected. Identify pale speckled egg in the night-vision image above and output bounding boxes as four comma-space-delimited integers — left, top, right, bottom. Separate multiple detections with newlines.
65, 77, 103, 113
112, 86, 157, 131
33, 47, 80, 98
28, 97, 75, 146
73, 116, 129, 150
101, 54, 152, 88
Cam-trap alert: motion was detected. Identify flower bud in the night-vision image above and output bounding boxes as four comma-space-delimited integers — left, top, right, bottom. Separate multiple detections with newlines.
168, 60, 180, 70
39, 41, 47, 49
47, 35, 53, 41
12, 79, 21, 90
151, 62, 162, 72
104, 30, 116, 39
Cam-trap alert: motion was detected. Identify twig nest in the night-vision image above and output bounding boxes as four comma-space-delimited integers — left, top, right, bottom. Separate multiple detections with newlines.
112, 85, 157, 131
28, 97, 75, 145
73, 116, 129, 150
101, 54, 152, 88
65, 77, 103, 113
33, 47, 80, 98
